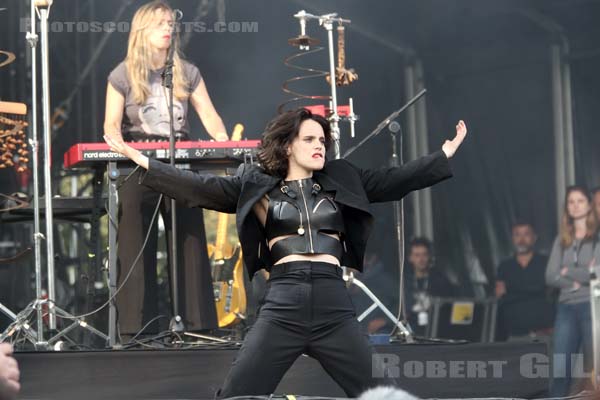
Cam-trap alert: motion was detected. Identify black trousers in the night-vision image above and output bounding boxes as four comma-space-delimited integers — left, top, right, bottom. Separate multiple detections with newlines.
116, 172, 217, 336
217, 261, 396, 398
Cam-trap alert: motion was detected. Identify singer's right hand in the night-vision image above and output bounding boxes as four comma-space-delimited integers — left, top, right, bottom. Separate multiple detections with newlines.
104, 132, 130, 157
442, 120, 467, 159
104, 134, 149, 170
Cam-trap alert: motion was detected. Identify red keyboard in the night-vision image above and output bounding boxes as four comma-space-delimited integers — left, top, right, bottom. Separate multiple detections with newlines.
63, 140, 260, 169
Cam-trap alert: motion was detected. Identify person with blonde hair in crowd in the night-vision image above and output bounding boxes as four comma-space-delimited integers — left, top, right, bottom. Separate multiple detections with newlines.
545, 185, 599, 396
103, 1, 228, 340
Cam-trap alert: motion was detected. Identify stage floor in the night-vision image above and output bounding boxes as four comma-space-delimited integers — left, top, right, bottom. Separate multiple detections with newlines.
14, 340, 549, 399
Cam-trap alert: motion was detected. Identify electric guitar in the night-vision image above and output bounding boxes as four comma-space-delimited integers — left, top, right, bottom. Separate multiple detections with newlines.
208, 124, 247, 327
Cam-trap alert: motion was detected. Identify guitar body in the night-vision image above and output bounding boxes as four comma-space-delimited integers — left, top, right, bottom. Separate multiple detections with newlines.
208, 242, 247, 328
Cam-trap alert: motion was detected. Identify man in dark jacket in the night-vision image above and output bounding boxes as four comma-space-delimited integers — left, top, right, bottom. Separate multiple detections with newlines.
495, 221, 555, 340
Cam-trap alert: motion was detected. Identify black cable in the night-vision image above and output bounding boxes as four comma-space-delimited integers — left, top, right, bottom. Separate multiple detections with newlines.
125, 329, 243, 350
0, 247, 32, 265
125, 314, 168, 344
56, 193, 163, 320
124, 329, 177, 350
103, 199, 118, 229
115, 165, 140, 191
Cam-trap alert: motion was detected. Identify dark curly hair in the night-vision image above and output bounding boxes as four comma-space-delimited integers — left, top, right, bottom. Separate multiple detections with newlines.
257, 108, 332, 178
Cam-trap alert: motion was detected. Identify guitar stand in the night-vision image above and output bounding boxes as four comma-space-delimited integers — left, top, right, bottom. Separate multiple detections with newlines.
0, 302, 40, 346
1, 299, 109, 349
342, 268, 414, 343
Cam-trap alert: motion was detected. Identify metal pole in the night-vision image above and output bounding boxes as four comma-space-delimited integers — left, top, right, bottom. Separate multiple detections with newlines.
107, 162, 119, 346
163, 12, 183, 333
390, 128, 407, 331
324, 19, 340, 159
344, 272, 413, 342
38, 1, 57, 330
291, 11, 349, 158
561, 42, 575, 186
551, 44, 566, 227
27, 0, 44, 344
88, 0, 99, 139
415, 60, 433, 241
404, 63, 422, 235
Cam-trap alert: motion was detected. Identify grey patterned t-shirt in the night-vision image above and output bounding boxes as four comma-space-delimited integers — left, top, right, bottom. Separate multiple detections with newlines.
108, 60, 202, 141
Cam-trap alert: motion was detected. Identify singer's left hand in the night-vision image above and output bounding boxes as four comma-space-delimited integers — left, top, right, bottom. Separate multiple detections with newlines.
442, 120, 467, 159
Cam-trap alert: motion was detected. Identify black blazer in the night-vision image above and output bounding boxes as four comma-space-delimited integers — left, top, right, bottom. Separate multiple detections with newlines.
140, 149, 453, 279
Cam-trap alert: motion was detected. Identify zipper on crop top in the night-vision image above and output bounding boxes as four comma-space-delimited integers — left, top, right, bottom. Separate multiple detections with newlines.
298, 180, 314, 253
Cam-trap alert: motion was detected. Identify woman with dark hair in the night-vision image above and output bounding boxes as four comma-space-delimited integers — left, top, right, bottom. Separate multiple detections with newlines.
546, 185, 599, 396
104, 108, 467, 397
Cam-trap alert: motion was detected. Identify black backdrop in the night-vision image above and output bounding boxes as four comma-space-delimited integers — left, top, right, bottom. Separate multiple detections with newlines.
1, 0, 599, 301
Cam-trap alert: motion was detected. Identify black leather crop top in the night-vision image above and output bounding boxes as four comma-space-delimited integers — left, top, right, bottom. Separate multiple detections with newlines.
264, 177, 346, 263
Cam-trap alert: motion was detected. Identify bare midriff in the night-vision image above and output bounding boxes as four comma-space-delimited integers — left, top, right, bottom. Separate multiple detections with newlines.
253, 196, 341, 266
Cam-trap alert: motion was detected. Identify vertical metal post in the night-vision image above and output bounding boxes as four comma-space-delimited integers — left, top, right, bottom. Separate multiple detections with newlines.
38, 1, 57, 330
415, 60, 433, 241
551, 44, 566, 225
404, 63, 422, 235
324, 19, 340, 159
89, 0, 99, 139
27, 0, 45, 344
561, 43, 575, 186
107, 162, 119, 346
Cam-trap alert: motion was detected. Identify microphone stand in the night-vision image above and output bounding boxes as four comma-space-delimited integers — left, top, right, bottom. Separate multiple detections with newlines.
161, 12, 184, 334
1, 0, 109, 349
342, 89, 426, 159
341, 89, 427, 343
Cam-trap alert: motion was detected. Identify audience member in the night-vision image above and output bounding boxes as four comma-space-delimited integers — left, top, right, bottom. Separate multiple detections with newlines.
495, 221, 555, 339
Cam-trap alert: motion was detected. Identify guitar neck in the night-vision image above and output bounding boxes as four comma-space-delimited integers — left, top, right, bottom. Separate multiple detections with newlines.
213, 122, 243, 260
213, 213, 230, 259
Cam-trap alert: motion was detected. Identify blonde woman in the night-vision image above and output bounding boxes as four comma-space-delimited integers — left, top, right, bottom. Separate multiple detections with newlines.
545, 185, 599, 396
103, 1, 226, 340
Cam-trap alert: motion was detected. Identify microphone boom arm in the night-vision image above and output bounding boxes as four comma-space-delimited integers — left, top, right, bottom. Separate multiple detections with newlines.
342, 88, 426, 159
